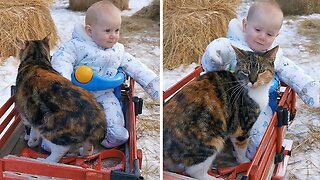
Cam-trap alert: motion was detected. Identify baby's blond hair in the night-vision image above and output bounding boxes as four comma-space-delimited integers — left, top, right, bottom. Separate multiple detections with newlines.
247, 0, 283, 21
85, 1, 121, 26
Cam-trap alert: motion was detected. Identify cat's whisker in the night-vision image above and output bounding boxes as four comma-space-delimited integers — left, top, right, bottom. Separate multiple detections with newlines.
231, 86, 244, 107
226, 81, 244, 93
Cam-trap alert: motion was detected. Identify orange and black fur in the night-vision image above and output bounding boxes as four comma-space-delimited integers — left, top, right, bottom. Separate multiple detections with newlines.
163, 46, 278, 179
15, 37, 106, 162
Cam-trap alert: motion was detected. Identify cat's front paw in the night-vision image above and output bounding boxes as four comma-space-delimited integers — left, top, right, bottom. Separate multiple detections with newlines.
28, 137, 40, 147
236, 155, 250, 164
24, 134, 30, 141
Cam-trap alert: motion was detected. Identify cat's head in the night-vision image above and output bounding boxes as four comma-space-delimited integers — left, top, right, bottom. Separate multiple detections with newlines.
16, 35, 50, 62
233, 46, 278, 88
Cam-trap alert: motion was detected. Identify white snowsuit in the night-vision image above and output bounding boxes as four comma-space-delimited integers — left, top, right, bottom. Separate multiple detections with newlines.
201, 18, 320, 159
51, 24, 159, 148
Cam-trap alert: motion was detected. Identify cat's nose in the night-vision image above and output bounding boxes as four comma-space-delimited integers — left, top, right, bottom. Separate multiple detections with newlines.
249, 76, 257, 85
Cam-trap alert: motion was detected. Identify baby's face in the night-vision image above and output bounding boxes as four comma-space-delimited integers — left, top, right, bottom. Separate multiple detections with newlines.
89, 12, 121, 49
243, 10, 282, 52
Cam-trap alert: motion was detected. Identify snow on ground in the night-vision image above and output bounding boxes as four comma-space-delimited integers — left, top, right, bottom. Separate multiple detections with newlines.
164, 0, 320, 179
0, 0, 159, 179
122, 0, 153, 16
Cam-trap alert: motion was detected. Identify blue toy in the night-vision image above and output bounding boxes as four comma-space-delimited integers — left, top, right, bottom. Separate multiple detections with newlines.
268, 74, 280, 113
71, 66, 125, 93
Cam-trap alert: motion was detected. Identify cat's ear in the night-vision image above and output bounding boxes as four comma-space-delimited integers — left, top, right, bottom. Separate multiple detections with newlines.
43, 33, 50, 45
232, 45, 247, 59
16, 38, 26, 50
264, 46, 279, 61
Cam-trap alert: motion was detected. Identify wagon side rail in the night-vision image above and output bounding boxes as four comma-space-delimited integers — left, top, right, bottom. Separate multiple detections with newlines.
0, 95, 20, 156
242, 85, 295, 180
163, 66, 203, 101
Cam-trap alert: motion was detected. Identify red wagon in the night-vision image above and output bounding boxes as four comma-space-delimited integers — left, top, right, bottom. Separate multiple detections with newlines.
163, 66, 296, 180
0, 78, 144, 180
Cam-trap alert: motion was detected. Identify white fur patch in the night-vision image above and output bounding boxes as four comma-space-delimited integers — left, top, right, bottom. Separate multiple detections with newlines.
185, 153, 222, 180
230, 137, 250, 163
28, 127, 41, 147
248, 81, 272, 110
40, 139, 70, 163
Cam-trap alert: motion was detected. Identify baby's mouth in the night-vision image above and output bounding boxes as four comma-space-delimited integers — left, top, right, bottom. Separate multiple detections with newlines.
255, 41, 264, 46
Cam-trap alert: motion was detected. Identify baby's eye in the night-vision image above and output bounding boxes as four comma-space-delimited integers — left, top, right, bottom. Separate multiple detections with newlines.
267, 33, 273, 37
105, 29, 111, 33
255, 28, 261, 32
115, 29, 120, 32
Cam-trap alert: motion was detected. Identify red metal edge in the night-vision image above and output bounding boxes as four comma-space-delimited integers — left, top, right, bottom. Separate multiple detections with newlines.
163, 171, 197, 180
245, 87, 292, 175
272, 139, 293, 180
137, 149, 143, 169
0, 96, 14, 118
0, 98, 20, 150
129, 78, 138, 171
163, 66, 203, 101
1, 157, 107, 179
250, 136, 276, 179
18, 147, 125, 172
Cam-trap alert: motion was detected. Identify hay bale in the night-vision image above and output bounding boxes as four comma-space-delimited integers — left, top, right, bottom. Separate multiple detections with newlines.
0, 0, 58, 61
164, 0, 240, 69
133, 0, 160, 21
69, 0, 128, 11
276, 0, 320, 15
108, 0, 128, 11
69, 0, 100, 11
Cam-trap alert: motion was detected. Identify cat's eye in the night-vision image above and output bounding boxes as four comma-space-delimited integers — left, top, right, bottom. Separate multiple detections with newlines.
241, 71, 249, 76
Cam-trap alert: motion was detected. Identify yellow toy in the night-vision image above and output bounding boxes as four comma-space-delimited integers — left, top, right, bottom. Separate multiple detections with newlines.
74, 65, 93, 83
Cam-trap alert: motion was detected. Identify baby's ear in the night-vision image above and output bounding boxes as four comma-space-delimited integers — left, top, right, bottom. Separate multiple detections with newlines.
264, 46, 279, 61
242, 18, 247, 32
16, 38, 26, 50
232, 45, 247, 59
85, 24, 92, 37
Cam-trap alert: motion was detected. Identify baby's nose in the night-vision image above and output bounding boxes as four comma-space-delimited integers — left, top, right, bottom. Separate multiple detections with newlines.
258, 33, 266, 41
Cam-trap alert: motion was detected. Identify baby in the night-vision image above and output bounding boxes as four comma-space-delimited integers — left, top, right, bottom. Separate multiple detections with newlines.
51, 1, 159, 148
201, 0, 319, 159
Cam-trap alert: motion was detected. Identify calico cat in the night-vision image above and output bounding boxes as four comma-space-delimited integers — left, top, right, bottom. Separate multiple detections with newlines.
15, 36, 106, 162
163, 46, 279, 179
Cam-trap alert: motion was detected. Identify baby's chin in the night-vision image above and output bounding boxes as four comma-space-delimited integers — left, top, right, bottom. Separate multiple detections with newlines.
96, 42, 116, 49
103, 44, 115, 49
249, 44, 269, 52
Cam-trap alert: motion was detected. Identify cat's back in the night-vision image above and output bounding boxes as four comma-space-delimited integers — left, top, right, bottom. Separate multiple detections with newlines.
15, 58, 106, 145
163, 70, 238, 137
163, 70, 237, 121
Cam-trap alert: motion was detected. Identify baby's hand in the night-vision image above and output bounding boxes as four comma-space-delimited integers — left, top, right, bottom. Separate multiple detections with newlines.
201, 38, 232, 71
207, 48, 224, 66
145, 77, 160, 102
